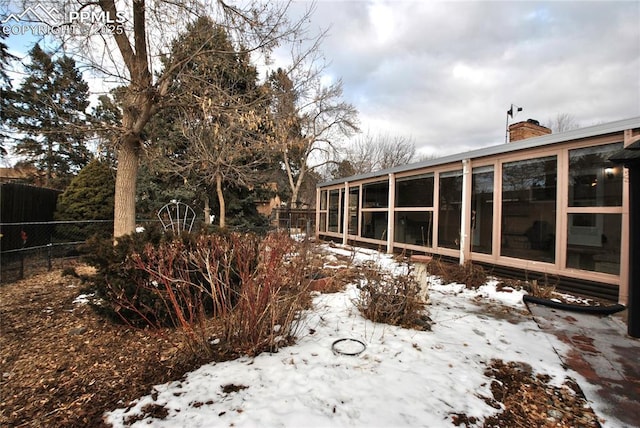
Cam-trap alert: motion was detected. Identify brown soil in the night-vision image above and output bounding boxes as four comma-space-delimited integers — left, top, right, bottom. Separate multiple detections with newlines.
1, 262, 603, 427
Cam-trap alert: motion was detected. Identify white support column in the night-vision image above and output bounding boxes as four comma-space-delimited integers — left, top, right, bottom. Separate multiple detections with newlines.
387, 173, 395, 254
315, 187, 321, 240
343, 181, 349, 246
619, 130, 636, 304
460, 159, 472, 264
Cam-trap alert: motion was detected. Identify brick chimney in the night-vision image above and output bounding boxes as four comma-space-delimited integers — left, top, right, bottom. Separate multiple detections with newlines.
508, 119, 552, 142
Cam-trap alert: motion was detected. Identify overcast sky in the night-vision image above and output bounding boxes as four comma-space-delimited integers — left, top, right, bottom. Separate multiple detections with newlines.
284, 0, 640, 157
3, 0, 639, 161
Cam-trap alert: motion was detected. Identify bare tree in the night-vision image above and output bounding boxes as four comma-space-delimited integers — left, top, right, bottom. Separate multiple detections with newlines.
28, 0, 315, 237
268, 64, 358, 208
344, 131, 416, 174
546, 113, 580, 133
146, 17, 277, 229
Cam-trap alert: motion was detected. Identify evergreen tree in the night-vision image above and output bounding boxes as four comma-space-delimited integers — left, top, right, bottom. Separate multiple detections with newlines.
156, 17, 276, 228
0, 31, 15, 87
9, 44, 92, 189
267, 68, 306, 206
91, 87, 127, 164
55, 159, 115, 240
0, 30, 17, 157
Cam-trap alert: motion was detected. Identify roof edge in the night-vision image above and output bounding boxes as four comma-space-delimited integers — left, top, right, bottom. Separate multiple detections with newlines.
319, 116, 640, 187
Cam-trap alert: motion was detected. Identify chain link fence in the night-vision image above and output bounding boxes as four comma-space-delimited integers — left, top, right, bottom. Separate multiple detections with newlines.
0, 220, 166, 284
1, 212, 317, 284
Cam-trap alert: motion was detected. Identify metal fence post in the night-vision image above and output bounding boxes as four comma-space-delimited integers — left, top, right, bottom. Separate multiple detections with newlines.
47, 243, 52, 271
19, 250, 24, 280
19, 230, 27, 280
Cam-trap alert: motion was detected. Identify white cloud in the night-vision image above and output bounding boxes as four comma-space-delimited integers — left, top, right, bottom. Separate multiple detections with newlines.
5, 0, 639, 160
304, 0, 640, 157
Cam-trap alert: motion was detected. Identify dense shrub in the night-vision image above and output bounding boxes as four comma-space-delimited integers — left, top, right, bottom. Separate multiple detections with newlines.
218, 233, 313, 356
83, 230, 312, 358
54, 159, 115, 240
81, 224, 170, 325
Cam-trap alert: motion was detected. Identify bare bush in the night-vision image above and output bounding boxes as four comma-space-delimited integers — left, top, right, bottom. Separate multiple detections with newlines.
102, 232, 312, 359
355, 263, 430, 330
217, 233, 313, 357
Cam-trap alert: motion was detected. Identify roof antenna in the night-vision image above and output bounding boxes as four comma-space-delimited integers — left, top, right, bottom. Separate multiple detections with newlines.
505, 104, 523, 143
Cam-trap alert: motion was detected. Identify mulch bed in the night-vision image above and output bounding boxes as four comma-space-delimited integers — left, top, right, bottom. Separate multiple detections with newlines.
0, 263, 206, 427
1, 262, 603, 427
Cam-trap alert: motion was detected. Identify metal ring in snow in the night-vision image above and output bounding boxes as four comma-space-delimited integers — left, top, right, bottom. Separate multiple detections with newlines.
331, 338, 366, 356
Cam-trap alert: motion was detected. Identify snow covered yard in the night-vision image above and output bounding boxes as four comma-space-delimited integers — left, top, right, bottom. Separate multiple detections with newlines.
105, 245, 600, 428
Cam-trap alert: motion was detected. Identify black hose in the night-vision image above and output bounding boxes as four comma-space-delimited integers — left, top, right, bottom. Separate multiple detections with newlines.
523, 294, 626, 315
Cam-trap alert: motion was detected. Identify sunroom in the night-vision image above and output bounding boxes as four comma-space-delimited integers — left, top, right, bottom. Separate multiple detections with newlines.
316, 117, 640, 304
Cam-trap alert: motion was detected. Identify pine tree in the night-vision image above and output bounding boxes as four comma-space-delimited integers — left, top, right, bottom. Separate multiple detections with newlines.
0, 31, 14, 88
9, 44, 92, 189
0, 30, 17, 157
55, 159, 115, 240
155, 17, 275, 228
91, 88, 125, 164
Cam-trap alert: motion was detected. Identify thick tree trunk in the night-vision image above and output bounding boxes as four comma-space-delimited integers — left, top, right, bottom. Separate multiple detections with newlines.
113, 137, 140, 239
216, 173, 226, 228
101, 0, 153, 240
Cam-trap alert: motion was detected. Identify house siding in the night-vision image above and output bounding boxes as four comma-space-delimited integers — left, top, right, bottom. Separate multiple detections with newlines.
316, 117, 640, 304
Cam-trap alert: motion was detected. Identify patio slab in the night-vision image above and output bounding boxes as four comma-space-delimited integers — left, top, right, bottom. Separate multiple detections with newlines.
526, 303, 640, 428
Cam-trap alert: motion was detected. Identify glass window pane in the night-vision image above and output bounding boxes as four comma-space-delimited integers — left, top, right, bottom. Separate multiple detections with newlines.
319, 213, 327, 232
501, 156, 557, 263
320, 190, 327, 210
472, 167, 494, 254
396, 174, 434, 207
328, 189, 340, 232
361, 211, 388, 240
394, 211, 433, 247
567, 213, 621, 275
363, 181, 389, 208
569, 143, 623, 207
438, 170, 463, 249
348, 187, 359, 235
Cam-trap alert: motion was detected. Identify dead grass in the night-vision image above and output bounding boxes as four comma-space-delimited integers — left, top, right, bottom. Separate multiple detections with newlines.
528, 278, 558, 299
424, 258, 487, 289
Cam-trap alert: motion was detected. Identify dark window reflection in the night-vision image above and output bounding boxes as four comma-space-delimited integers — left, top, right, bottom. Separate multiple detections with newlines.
396, 174, 434, 207
394, 211, 433, 247
438, 170, 463, 249
567, 214, 621, 275
472, 167, 493, 254
361, 211, 388, 240
348, 187, 359, 235
328, 189, 341, 233
569, 143, 623, 207
501, 156, 557, 263
363, 181, 389, 208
